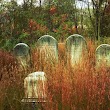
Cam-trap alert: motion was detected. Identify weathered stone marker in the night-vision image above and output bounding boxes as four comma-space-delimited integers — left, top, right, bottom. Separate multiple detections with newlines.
66, 34, 87, 66
96, 44, 110, 67
22, 72, 47, 110
37, 35, 58, 62
24, 72, 46, 100
13, 43, 31, 69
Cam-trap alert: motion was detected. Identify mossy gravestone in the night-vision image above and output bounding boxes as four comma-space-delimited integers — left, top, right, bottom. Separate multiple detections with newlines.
13, 43, 31, 70
37, 35, 58, 62
96, 44, 110, 67
66, 34, 87, 66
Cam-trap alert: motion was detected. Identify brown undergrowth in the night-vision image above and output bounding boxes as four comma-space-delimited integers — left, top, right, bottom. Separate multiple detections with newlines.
0, 40, 110, 110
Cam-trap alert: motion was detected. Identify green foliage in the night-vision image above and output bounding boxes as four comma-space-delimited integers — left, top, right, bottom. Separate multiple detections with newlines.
101, 14, 110, 37
0, 0, 110, 50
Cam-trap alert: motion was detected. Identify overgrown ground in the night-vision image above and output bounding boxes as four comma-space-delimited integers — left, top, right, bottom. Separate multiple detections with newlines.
0, 40, 110, 110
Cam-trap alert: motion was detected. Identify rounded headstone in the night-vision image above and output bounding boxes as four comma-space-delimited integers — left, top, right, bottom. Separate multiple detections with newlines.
37, 35, 58, 62
13, 43, 31, 68
13, 43, 30, 56
66, 34, 87, 66
96, 44, 110, 67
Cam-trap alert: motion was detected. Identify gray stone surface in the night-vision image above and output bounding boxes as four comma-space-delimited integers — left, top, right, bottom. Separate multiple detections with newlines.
66, 34, 87, 66
23, 72, 46, 99
37, 35, 58, 62
96, 44, 110, 67
13, 43, 31, 68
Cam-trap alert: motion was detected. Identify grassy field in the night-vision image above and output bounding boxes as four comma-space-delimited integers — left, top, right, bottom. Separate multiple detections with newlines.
0, 40, 110, 110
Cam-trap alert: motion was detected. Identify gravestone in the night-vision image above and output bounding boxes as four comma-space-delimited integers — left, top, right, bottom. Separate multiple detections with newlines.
22, 72, 47, 102
13, 43, 31, 69
21, 72, 46, 110
37, 35, 58, 62
66, 34, 87, 66
96, 44, 110, 67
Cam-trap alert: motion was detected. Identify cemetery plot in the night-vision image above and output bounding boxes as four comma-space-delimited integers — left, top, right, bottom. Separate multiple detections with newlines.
37, 35, 58, 62
66, 34, 87, 66
13, 43, 31, 69
96, 44, 110, 67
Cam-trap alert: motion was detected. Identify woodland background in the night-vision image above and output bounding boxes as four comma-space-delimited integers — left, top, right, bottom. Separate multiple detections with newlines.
0, 0, 110, 50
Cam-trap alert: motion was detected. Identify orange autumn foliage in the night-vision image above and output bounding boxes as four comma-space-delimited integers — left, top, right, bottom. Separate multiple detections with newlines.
27, 19, 48, 33
50, 6, 57, 15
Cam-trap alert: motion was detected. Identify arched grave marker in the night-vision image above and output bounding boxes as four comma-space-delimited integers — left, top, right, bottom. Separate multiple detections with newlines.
96, 44, 110, 67
66, 34, 87, 66
37, 35, 58, 62
13, 43, 31, 69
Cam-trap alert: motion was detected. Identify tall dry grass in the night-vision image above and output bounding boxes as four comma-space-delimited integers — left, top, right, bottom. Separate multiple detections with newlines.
0, 40, 110, 110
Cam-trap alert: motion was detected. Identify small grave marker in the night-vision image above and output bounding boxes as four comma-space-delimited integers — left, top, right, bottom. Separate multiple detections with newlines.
96, 44, 110, 67
22, 72, 47, 109
66, 34, 87, 66
37, 35, 58, 62
13, 43, 31, 69
24, 72, 46, 101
